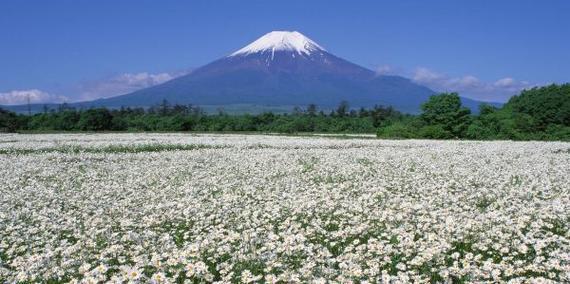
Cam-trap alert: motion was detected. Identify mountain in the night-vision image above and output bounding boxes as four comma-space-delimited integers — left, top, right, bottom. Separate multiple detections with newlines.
3, 31, 495, 113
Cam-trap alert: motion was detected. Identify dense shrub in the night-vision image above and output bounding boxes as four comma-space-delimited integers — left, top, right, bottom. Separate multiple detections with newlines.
419, 125, 453, 139
376, 122, 416, 139
1, 104, 400, 134
77, 108, 113, 131
1, 84, 569, 141
0, 109, 20, 132
420, 93, 471, 137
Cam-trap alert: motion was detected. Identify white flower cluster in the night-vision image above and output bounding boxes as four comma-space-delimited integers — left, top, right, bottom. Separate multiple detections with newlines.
0, 134, 568, 283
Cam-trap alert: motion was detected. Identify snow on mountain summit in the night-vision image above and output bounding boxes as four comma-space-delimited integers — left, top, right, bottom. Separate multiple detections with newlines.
230, 31, 325, 57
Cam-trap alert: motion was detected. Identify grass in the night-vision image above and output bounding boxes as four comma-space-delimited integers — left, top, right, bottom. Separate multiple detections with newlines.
298, 156, 319, 173
356, 157, 374, 166
0, 143, 225, 155
475, 196, 495, 212
553, 148, 570, 154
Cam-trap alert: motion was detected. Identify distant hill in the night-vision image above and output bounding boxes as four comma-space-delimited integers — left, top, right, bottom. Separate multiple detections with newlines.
2, 31, 498, 114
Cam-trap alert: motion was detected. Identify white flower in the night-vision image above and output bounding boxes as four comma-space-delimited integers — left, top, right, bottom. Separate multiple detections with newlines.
78, 263, 92, 275
240, 270, 253, 283
151, 272, 167, 284
185, 263, 196, 277
0, 134, 568, 282
125, 266, 142, 280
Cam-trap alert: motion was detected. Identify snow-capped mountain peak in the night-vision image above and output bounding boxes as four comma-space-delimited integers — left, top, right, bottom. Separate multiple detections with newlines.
230, 31, 325, 57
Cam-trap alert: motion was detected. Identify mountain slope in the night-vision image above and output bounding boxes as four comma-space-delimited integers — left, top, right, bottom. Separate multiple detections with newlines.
92, 31, 441, 112
5, 31, 496, 113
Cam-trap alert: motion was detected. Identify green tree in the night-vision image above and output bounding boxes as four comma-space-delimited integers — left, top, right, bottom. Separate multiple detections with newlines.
56, 110, 80, 131
78, 108, 113, 131
336, 101, 350, 118
419, 125, 453, 139
0, 108, 21, 132
306, 104, 317, 117
420, 93, 471, 137
507, 84, 570, 130
377, 122, 417, 139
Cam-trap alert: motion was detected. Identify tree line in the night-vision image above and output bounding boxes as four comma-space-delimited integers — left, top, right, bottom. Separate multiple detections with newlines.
0, 101, 402, 134
377, 84, 569, 140
1, 84, 568, 140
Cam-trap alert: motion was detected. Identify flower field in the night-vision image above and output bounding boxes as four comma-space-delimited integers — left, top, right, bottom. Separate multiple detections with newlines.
0, 133, 569, 283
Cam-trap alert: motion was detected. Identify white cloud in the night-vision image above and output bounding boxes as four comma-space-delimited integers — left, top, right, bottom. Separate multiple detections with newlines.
408, 67, 533, 102
375, 65, 396, 75
1, 71, 188, 105
76, 71, 188, 101
412, 68, 485, 91
376, 65, 537, 102
0, 89, 68, 105
494, 77, 516, 88
412, 67, 445, 83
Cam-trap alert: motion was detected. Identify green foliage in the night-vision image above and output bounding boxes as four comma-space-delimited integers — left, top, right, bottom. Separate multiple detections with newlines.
420, 92, 471, 137
544, 124, 570, 140
0, 102, 402, 134
508, 84, 570, 130
0, 108, 21, 132
335, 100, 350, 117
464, 84, 569, 140
378, 85, 570, 141
2, 84, 569, 141
419, 125, 453, 139
376, 121, 417, 139
77, 108, 113, 131
0, 143, 221, 155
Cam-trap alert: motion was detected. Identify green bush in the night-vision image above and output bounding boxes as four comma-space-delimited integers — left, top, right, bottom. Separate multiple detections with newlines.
377, 122, 417, 138
2, 84, 570, 141
420, 92, 471, 137
0, 108, 20, 132
77, 108, 113, 131
544, 125, 570, 141
419, 125, 453, 139
466, 121, 493, 140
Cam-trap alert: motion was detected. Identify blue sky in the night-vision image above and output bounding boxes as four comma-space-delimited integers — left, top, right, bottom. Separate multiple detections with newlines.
1, 0, 569, 104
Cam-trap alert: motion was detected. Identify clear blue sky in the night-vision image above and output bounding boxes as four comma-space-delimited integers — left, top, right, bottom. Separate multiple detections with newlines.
1, 0, 569, 103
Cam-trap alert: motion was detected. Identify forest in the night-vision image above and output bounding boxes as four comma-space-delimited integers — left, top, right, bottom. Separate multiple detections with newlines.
1, 84, 568, 141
